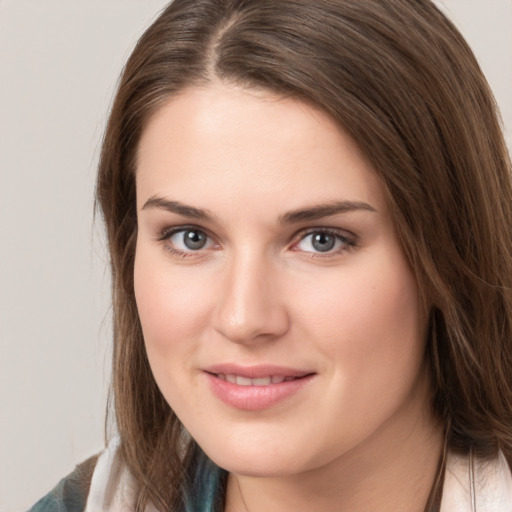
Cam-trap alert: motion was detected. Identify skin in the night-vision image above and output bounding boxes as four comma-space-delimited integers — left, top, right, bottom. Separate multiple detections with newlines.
134, 83, 443, 511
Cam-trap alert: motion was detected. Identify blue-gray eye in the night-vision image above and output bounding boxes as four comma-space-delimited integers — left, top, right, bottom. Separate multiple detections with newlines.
296, 231, 349, 253
184, 230, 207, 250
169, 229, 211, 251
311, 233, 336, 252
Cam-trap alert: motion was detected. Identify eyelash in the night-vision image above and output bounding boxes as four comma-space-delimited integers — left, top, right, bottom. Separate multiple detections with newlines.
157, 225, 356, 259
157, 225, 217, 259
291, 228, 356, 257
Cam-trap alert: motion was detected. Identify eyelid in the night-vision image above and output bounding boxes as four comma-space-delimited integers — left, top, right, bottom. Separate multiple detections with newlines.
289, 226, 357, 254
157, 224, 219, 258
158, 224, 214, 242
291, 226, 356, 243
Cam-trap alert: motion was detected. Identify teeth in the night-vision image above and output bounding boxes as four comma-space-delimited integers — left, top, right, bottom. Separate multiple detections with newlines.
235, 376, 253, 386
218, 374, 296, 386
226, 374, 237, 384
253, 377, 272, 386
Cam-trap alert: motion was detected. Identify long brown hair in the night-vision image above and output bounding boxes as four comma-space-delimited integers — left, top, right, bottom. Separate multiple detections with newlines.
96, 0, 512, 509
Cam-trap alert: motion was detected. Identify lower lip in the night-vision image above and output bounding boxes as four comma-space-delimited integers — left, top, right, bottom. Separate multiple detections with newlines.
204, 373, 314, 411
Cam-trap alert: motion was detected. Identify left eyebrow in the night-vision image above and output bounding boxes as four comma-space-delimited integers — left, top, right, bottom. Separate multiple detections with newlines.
279, 201, 377, 224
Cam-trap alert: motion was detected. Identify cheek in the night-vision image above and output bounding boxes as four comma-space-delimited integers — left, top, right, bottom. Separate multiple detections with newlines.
292, 250, 425, 381
287, 254, 427, 456
133, 246, 213, 365
133, 248, 218, 425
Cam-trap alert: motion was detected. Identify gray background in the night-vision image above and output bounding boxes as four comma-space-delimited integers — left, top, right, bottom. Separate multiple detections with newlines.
0, 1, 511, 510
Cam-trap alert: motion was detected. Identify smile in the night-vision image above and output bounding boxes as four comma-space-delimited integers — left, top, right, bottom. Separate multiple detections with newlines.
214, 374, 298, 386
203, 366, 315, 410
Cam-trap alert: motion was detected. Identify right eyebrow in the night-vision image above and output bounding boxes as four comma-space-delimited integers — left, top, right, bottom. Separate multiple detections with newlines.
279, 200, 377, 224
141, 196, 216, 221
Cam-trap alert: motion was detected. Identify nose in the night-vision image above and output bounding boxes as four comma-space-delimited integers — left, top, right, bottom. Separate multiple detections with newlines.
213, 251, 290, 345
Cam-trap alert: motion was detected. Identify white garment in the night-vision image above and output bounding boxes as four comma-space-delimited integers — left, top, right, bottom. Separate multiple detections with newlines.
441, 450, 512, 511
86, 438, 512, 511
85, 437, 159, 512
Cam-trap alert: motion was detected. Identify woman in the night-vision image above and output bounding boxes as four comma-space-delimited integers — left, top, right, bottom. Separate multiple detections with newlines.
30, 0, 512, 510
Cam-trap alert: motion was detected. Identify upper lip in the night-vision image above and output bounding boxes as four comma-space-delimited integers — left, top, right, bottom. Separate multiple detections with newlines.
203, 363, 314, 379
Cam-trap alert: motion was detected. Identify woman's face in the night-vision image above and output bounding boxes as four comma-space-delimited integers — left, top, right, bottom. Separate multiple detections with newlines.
134, 83, 431, 477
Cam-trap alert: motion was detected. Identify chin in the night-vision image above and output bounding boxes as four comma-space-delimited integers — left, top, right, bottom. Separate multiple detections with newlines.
197, 434, 321, 478
211, 453, 302, 478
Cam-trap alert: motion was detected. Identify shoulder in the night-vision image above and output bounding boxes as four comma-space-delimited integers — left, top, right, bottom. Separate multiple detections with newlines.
27, 455, 99, 512
27, 437, 131, 512
441, 449, 512, 511
82, 436, 143, 511
28, 440, 222, 512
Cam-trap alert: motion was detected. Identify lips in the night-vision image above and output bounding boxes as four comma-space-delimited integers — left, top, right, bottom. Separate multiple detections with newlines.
216, 374, 297, 386
204, 363, 312, 379
203, 364, 315, 410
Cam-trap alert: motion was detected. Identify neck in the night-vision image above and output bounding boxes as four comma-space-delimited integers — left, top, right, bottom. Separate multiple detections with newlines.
225, 375, 444, 512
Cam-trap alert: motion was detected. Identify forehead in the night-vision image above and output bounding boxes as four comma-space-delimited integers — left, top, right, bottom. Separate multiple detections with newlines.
135, 83, 388, 217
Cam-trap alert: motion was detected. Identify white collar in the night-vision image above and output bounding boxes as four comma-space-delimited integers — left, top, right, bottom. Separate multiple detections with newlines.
85, 437, 159, 512
441, 449, 512, 511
